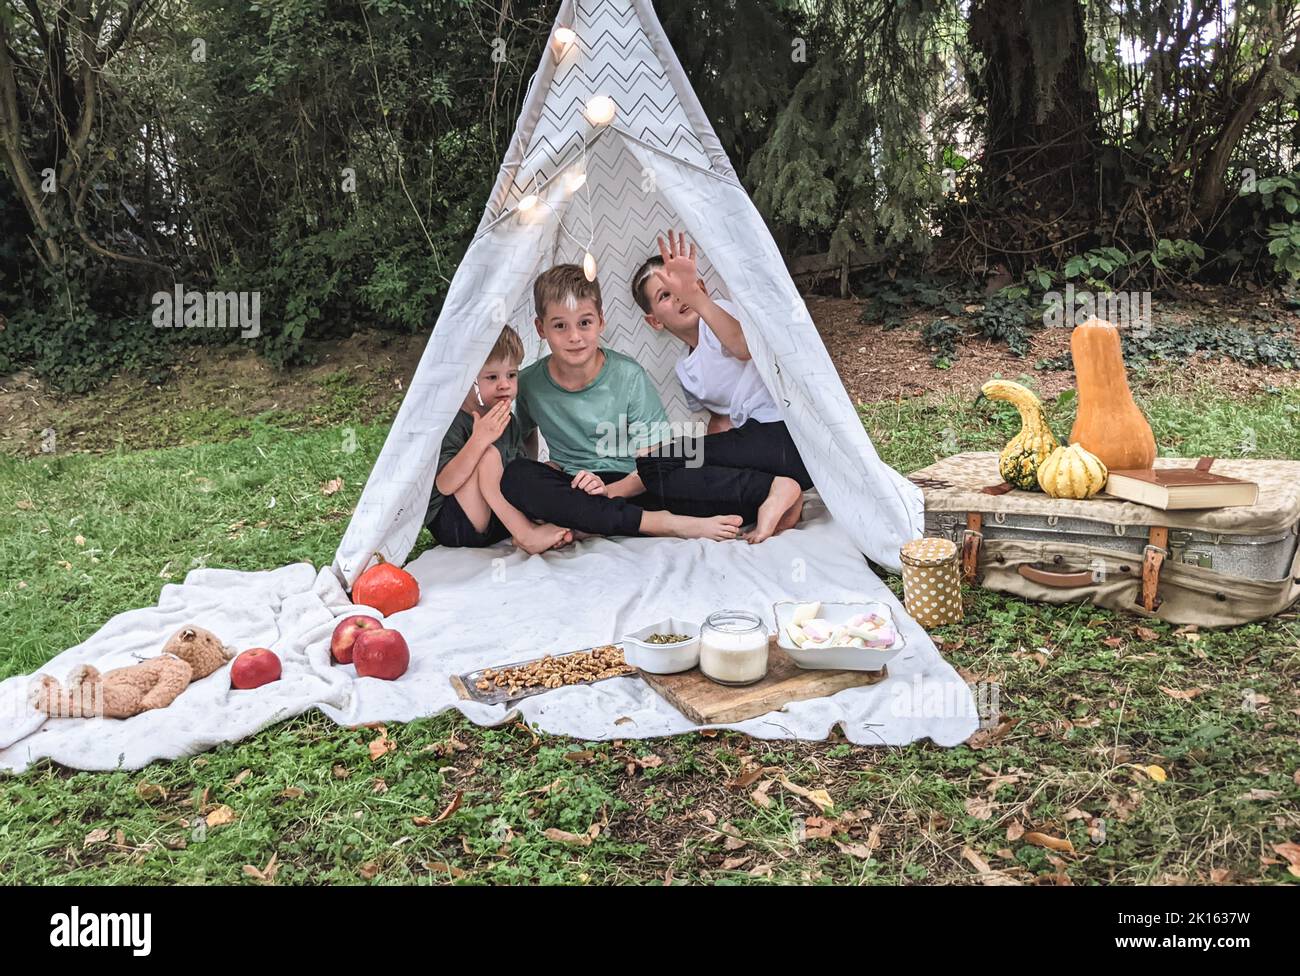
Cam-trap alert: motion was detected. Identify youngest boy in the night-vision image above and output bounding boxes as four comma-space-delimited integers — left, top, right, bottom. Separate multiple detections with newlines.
424, 326, 572, 554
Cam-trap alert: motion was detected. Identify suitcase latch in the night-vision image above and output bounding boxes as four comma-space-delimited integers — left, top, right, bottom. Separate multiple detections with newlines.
1167, 530, 1213, 568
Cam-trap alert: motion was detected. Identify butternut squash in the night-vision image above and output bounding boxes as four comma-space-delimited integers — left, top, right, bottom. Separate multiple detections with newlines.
1068, 318, 1156, 470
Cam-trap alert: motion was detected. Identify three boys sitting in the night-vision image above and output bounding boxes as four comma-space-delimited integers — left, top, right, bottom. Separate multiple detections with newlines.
423, 234, 812, 551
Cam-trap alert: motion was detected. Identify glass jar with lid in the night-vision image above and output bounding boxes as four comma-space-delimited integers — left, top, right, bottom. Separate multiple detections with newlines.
698, 610, 768, 686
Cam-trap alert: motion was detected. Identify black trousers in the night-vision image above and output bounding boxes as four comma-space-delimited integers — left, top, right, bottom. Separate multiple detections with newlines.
427, 494, 510, 548
500, 458, 771, 537
637, 419, 814, 494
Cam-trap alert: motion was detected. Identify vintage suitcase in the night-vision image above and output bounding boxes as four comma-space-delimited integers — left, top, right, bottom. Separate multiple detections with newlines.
908, 453, 1300, 627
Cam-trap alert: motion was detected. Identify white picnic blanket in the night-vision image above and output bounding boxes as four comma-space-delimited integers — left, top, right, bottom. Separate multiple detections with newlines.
0, 502, 979, 773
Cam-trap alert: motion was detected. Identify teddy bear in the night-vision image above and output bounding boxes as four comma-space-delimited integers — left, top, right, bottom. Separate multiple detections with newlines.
31, 625, 235, 719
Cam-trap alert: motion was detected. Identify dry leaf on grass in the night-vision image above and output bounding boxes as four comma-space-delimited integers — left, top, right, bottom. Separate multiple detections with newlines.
729, 766, 766, 790
564, 750, 595, 763
368, 729, 396, 760
751, 780, 774, 810
279, 787, 305, 800
718, 823, 748, 851
432, 791, 463, 824
1006, 821, 1025, 842
83, 828, 109, 847
961, 847, 1023, 886
1239, 789, 1281, 801
1023, 831, 1074, 853
966, 717, 1017, 750
543, 824, 600, 846
721, 854, 754, 871
1141, 764, 1168, 782
804, 816, 837, 839
242, 854, 279, 885
321, 478, 345, 496
777, 775, 833, 812
1160, 687, 1203, 700
359, 862, 380, 880
423, 861, 468, 879
229, 768, 252, 787
135, 781, 167, 802
833, 824, 882, 860
1134, 626, 1160, 641
206, 805, 237, 828
964, 796, 995, 820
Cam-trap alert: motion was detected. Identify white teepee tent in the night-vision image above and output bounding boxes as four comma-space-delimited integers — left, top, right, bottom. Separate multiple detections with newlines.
332, 0, 924, 587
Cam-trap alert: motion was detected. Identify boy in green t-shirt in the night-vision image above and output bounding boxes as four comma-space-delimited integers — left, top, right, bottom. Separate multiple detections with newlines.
501, 264, 771, 540
424, 326, 572, 554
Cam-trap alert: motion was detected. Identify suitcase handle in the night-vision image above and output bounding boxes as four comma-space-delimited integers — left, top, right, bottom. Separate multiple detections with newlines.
1018, 564, 1097, 588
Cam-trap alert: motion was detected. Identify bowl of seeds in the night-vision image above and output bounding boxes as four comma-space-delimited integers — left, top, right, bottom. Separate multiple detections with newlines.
620, 617, 701, 674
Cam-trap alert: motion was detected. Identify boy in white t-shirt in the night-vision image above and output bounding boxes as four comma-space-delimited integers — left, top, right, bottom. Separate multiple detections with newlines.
628, 231, 812, 543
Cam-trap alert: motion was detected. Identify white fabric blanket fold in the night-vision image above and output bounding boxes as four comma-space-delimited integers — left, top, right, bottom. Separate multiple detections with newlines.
0, 505, 978, 773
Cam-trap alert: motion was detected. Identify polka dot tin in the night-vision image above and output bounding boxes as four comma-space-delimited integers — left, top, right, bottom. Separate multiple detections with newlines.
900, 537, 964, 629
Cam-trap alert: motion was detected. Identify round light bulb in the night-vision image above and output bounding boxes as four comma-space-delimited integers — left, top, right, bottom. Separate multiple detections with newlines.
582, 252, 598, 282
566, 170, 587, 192
554, 27, 576, 47
584, 95, 617, 126
518, 193, 539, 212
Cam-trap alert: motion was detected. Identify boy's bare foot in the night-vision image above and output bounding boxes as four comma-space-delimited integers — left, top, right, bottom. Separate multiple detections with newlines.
775, 493, 805, 533
645, 511, 743, 541
745, 477, 802, 544
513, 523, 573, 554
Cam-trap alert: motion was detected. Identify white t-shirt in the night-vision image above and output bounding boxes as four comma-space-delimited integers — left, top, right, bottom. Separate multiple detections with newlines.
674, 298, 782, 428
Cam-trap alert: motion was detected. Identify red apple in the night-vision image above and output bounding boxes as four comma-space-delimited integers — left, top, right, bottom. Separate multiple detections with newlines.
331, 614, 384, 665
231, 647, 281, 689
352, 628, 409, 680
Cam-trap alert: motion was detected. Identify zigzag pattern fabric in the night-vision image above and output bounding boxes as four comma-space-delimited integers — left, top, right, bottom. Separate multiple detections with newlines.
332, 0, 924, 586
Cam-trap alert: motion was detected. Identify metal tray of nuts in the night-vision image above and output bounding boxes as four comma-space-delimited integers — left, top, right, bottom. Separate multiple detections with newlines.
449, 643, 637, 706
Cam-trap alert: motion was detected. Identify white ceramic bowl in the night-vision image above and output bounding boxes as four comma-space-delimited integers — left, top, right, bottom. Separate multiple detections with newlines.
773, 601, 906, 672
620, 617, 701, 674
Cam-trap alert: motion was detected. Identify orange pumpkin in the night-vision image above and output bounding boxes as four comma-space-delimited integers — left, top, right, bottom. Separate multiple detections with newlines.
351, 554, 420, 617
1068, 318, 1156, 471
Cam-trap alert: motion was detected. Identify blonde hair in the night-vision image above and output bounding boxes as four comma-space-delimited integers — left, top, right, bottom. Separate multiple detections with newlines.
533, 263, 602, 320
485, 325, 525, 367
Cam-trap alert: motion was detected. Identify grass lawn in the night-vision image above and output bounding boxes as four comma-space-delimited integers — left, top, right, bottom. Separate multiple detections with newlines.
1, 377, 1297, 885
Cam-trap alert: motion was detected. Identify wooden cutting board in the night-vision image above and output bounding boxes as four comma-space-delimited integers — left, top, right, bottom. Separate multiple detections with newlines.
639, 636, 887, 725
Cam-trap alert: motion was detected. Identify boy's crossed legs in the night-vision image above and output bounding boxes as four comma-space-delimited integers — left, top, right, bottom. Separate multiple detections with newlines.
438, 448, 572, 554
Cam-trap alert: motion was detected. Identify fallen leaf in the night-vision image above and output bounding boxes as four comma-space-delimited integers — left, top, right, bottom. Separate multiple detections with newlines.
372, 778, 388, 794
229, 768, 252, 787
321, 478, 344, 496
698, 808, 717, 826
74, 534, 85, 546
1102, 636, 1123, 648
962, 846, 1023, 885
83, 828, 109, 847
1006, 821, 1025, 842
1238, 789, 1280, 801
1160, 686, 1203, 701
966, 717, 1017, 750
964, 796, 995, 820
135, 781, 167, 802
332, 764, 350, 779
368, 729, 396, 761
1209, 867, 1231, 884
543, 827, 594, 846
804, 816, 837, 839
1143, 764, 1168, 782
729, 766, 765, 790
777, 775, 833, 812
423, 861, 467, 879
242, 853, 279, 885
359, 862, 380, 880
206, 805, 237, 828
279, 787, 305, 800
718, 822, 748, 851
432, 791, 464, 824
1023, 831, 1074, 853
1134, 625, 1160, 640
750, 779, 774, 810
720, 854, 754, 870
115, 829, 126, 847
564, 750, 595, 763
748, 863, 774, 878
15, 499, 33, 510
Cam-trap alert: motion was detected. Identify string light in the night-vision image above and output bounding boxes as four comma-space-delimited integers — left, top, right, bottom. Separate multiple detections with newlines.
517, 193, 539, 212
584, 95, 617, 126
553, 26, 576, 47
565, 170, 587, 192
583, 252, 598, 282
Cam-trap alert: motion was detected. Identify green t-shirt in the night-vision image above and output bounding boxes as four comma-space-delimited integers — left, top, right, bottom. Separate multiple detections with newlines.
515, 349, 670, 475
424, 408, 525, 526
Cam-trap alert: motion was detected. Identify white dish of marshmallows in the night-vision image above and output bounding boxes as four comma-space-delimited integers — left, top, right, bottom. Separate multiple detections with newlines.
774, 601, 906, 672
